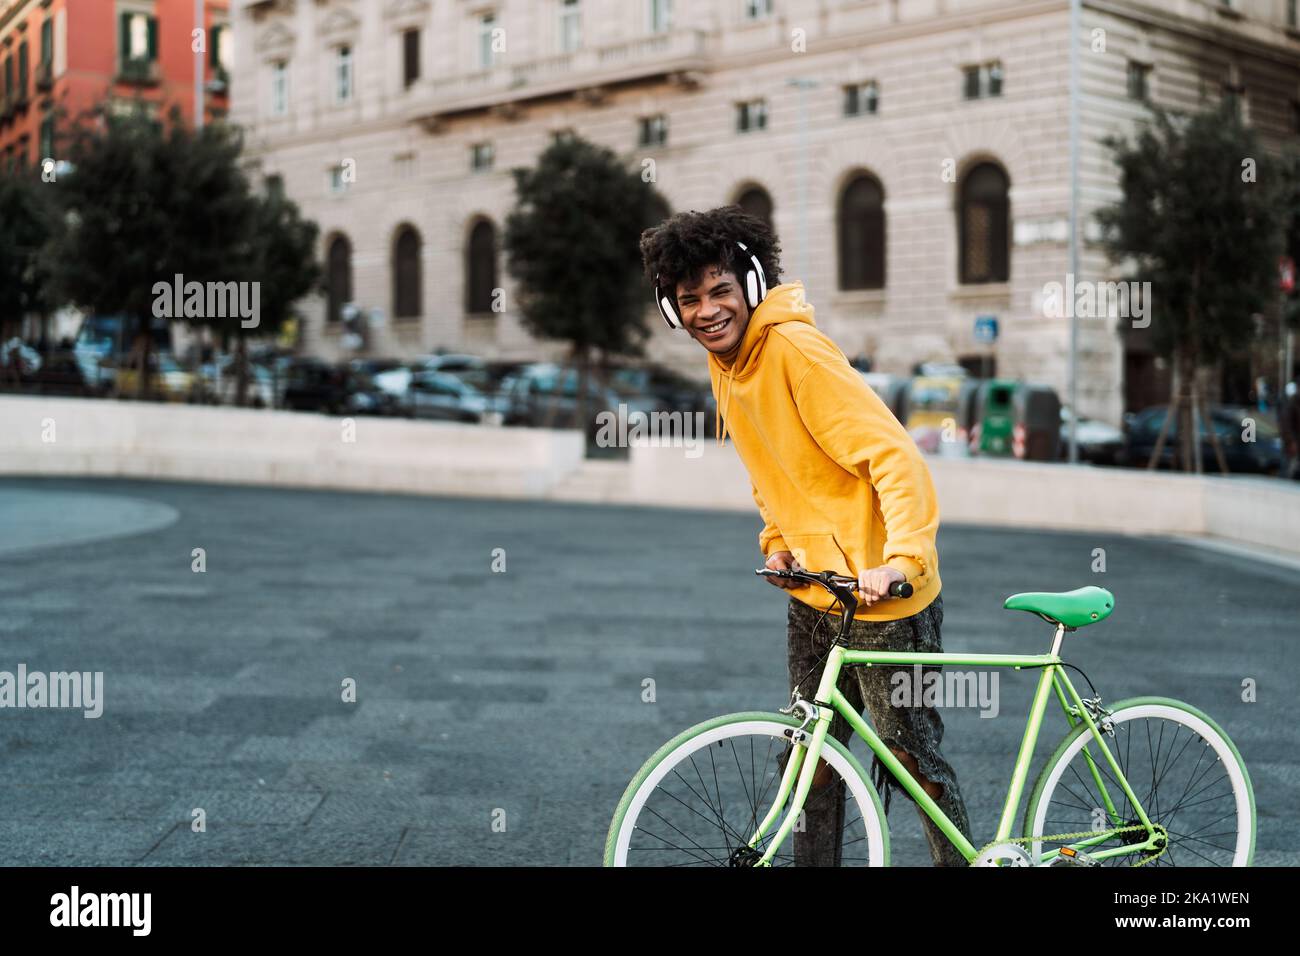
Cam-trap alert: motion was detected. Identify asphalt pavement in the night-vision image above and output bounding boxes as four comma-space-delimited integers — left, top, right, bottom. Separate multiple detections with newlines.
0, 476, 1295, 866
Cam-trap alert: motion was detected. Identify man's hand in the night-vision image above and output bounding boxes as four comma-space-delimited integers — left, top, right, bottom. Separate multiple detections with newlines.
764, 550, 803, 589
856, 565, 906, 607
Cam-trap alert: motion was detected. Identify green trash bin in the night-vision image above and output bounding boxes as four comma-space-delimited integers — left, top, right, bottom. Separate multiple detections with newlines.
974, 380, 1018, 456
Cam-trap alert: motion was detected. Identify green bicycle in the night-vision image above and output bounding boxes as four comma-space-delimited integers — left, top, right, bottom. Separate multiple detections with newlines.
604, 568, 1255, 867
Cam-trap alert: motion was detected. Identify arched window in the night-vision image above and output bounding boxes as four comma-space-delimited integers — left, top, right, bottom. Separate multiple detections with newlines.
736, 185, 773, 230
466, 219, 497, 314
326, 234, 352, 323
392, 225, 422, 319
958, 162, 1010, 284
838, 173, 885, 290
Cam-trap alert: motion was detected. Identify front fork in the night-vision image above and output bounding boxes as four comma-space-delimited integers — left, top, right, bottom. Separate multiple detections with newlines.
730, 694, 830, 867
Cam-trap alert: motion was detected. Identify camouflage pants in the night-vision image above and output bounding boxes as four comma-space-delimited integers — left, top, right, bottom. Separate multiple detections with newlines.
783, 593, 974, 866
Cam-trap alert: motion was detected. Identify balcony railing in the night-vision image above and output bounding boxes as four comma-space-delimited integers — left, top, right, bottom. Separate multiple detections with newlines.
35, 60, 52, 91
410, 28, 710, 123
117, 57, 161, 86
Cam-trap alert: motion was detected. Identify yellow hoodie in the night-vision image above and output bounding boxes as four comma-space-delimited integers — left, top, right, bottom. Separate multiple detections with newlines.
708, 280, 941, 621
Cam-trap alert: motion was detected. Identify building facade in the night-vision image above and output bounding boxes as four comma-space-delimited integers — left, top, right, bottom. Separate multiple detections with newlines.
0, 0, 232, 172
230, 0, 1300, 425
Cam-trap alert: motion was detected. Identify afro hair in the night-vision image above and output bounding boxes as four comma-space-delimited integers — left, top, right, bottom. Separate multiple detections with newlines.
639, 205, 783, 303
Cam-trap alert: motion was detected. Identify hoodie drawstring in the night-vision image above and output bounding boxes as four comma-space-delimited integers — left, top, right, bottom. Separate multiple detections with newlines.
716, 365, 735, 446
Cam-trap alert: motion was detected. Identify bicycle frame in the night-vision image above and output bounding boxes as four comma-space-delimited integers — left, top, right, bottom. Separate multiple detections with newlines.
748, 629, 1161, 866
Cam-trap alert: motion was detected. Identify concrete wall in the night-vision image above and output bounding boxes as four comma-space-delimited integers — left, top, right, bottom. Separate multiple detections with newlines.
3, 396, 1297, 560
0, 396, 586, 499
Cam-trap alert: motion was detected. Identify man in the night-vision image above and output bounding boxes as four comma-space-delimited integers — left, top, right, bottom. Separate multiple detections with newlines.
639, 206, 974, 866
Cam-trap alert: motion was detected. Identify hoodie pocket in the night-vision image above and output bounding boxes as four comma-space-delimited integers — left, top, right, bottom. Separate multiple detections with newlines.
784, 532, 854, 578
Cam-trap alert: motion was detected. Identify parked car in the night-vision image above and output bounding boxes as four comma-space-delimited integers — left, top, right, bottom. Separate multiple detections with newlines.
111, 351, 198, 402
608, 363, 712, 417
408, 370, 491, 423
283, 358, 350, 414
501, 362, 622, 434
1123, 404, 1284, 474
1059, 408, 1124, 465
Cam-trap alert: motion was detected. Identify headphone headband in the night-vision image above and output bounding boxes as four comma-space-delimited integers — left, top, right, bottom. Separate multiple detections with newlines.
654, 240, 768, 330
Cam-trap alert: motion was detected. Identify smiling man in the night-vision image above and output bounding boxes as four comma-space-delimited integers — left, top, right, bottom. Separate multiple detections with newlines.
638, 205, 974, 866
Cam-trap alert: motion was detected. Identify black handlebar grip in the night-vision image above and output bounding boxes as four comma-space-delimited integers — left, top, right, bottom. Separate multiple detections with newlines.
890, 581, 914, 599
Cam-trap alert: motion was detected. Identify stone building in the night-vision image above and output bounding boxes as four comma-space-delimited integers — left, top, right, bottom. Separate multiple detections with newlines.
230, 0, 1300, 424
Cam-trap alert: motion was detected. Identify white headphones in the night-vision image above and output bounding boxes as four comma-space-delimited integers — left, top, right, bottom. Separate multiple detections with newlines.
654, 240, 768, 330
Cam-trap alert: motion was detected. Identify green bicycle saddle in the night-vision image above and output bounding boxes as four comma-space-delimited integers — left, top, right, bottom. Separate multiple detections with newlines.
1003, 586, 1114, 629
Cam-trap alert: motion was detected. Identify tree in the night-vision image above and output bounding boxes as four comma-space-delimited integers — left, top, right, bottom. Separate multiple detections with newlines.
222, 174, 321, 405
503, 135, 665, 438
1095, 101, 1288, 473
0, 169, 56, 382
42, 103, 319, 403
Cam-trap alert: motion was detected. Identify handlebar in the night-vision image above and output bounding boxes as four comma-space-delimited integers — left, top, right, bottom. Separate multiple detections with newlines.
755, 567, 912, 645
755, 567, 913, 600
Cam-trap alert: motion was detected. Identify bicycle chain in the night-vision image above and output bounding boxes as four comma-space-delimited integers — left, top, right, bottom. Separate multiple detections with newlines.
976, 824, 1167, 867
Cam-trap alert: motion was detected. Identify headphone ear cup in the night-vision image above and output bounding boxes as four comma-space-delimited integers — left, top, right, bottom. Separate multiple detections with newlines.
657, 290, 683, 329
746, 272, 758, 308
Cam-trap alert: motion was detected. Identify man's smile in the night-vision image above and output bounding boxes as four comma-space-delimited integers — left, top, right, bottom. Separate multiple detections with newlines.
695, 315, 733, 340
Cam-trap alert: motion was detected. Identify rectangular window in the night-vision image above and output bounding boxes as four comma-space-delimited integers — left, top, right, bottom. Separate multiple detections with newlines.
40, 114, 54, 160
335, 45, 353, 102
479, 13, 497, 69
17, 42, 28, 98
41, 18, 53, 65
403, 29, 420, 88
638, 114, 667, 146
1126, 61, 1150, 101
963, 61, 1003, 100
744, 0, 773, 19
210, 24, 231, 74
843, 80, 878, 116
471, 142, 494, 170
1222, 82, 1245, 120
559, 0, 582, 53
648, 0, 672, 34
118, 11, 157, 78
3, 57, 12, 98
329, 165, 349, 194
736, 99, 767, 132
270, 61, 289, 116
1289, 0, 1298, 28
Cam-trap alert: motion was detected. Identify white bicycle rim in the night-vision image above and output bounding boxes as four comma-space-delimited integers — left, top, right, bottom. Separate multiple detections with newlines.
1029, 703, 1251, 866
612, 718, 887, 867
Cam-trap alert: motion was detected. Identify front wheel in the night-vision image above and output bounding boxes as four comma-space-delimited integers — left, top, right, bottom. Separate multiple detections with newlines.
604, 712, 889, 867
1024, 697, 1255, 866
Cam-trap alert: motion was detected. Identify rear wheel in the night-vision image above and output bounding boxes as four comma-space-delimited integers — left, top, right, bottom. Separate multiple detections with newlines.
1024, 697, 1255, 866
604, 713, 889, 867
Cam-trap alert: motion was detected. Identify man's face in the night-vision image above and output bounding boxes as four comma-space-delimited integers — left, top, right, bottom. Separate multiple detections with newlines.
675, 264, 750, 356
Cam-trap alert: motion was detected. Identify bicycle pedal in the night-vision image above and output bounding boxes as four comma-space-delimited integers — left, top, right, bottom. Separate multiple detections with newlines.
1055, 846, 1100, 867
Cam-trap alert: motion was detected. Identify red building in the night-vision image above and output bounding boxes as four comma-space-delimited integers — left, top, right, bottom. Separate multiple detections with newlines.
0, 0, 230, 171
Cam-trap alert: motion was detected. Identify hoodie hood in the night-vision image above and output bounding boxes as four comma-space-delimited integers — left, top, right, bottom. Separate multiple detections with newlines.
707, 281, 816, 445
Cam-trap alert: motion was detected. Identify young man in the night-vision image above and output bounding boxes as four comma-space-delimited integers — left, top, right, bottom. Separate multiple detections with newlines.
639, 206, 974, 866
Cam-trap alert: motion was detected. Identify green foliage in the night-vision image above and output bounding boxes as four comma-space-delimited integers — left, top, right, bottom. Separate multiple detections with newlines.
503, 135, 666, 361
1094, 101, 1288, 362
42, 103, 319, 344
0, 171, 56, 330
